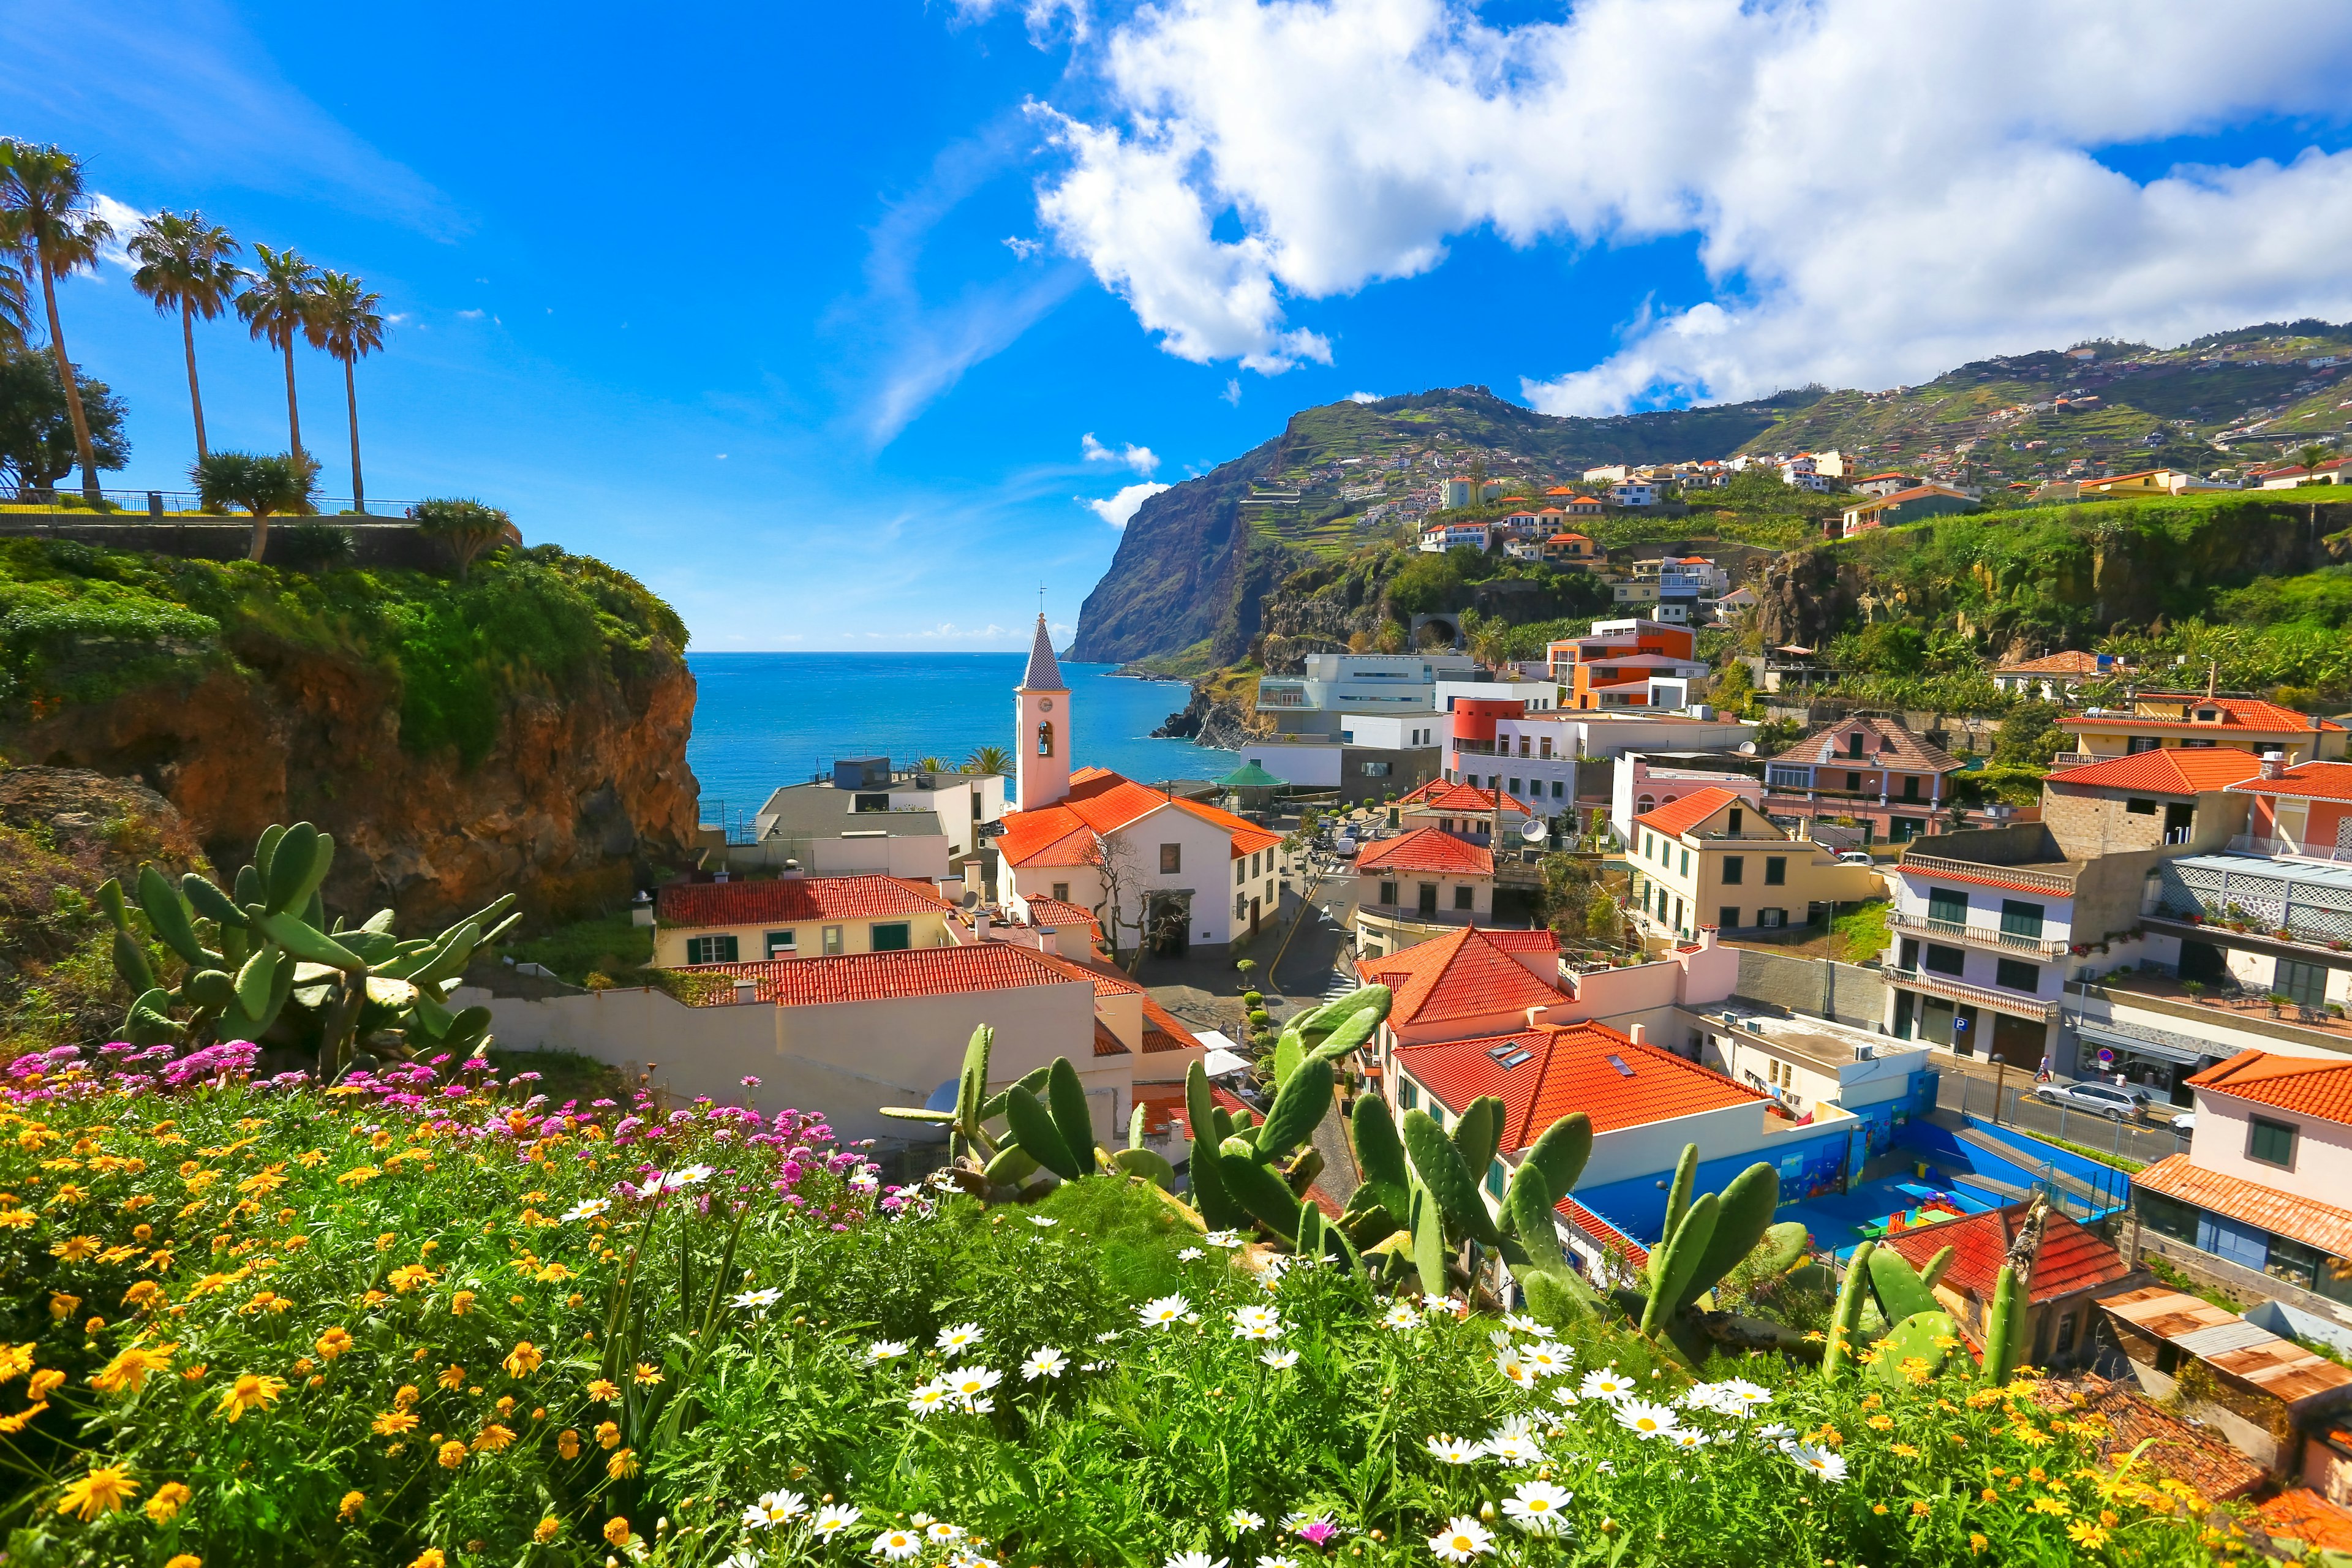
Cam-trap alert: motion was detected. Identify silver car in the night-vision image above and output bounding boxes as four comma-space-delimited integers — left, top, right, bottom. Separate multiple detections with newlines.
2033, 1080, 2154, 1121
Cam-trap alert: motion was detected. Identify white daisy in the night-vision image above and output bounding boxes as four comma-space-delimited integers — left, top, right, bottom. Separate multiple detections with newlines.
1613, 1398, 1679, 1439
742, 1490, 806, 1528
1422, 1297, 1463, 1321
1714, 1377, 1772, 1413
1578, 1366, 1635, 1401
1755, 1422, 1795, 1447
906, 1380, 956, 1417
1178, 1246, 1205, 1261
1789, 1442, 1847, 1482
1502, 1311, 1544, 1335
1258, 1346, 1299, 1370
873, 1528, 922, 1561
1164, 1553, 1227, 1568
1550, 1385, 1581, 1408
1205, 1229, 1243, 1248
1227, 1508, 1264, 1532
1520, 1341, 1574, 1376
1496, 1352, 1536, 1390
927, 1521, 967, 1542
1425, 1434, 1483, 1464
1483, 1430, 1545, 1466
965, 1395, 996, 1414
866, 1339, 910, 1363
1487, 1328, 1515, 1349
945, 1365, 1003, 1406
561, 1197, 609, 1222
1139, 1294, 1191, 1330
935, 1322, 985, 1353
1094, 1330, 1122, 1343
1028, 1215, 1058, 1227
1379, 1302, 1422, 1332
657, 1163, 714, 1191
1022, 1346, 1068, 1381
1427, 1515, 1494, 1562
1231, 1304, 1283, 1341
730, 1286, 783, 1311
813, 1504, 861, 1537
1667, 1428, 1711, 1451
1501, 1479, 1572, 1536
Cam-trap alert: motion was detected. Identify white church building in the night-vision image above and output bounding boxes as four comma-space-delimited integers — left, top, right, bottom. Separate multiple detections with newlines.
995, 616, 1290, 957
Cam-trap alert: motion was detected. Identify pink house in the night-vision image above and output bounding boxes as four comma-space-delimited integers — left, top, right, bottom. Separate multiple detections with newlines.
2230, 759, 2352, 862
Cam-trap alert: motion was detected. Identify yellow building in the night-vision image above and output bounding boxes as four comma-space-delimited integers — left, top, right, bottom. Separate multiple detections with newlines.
1626, 787, 1882, 941
2060, 692, 2347, 767
654, 875, 957, 967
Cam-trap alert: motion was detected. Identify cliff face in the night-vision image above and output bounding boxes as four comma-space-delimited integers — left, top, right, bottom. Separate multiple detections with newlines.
3, 652, 696, 927
1071, 441, 1298, 665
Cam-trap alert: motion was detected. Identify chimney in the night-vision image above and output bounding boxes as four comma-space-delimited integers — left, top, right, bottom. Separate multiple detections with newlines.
974, 911, 991, 943
1696, 925, 1720, 952
1035, 926, 1057, 952
731, 978, 758, 1005
1629, 1022, 1647, 1046
2260, 755, 2285, 781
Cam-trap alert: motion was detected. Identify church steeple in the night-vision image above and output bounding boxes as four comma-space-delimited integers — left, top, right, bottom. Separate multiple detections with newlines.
1015, 612, 1071, 810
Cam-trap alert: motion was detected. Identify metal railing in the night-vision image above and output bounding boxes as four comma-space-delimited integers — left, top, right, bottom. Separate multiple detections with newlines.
1887, 908, 2069, 957
1885, 966, 2060, 1021
2, 487, 420, 518
2227, 834, 2352, 865
1899, 853, 2076, 896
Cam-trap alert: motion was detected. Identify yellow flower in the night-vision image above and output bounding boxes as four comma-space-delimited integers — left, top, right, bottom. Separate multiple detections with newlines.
436, 1439, 468, 1469
145, 1481, 193, 1522
1910, 1501, 1931, 1518
55, 1464, 140, 1521
632, 1361, 662, 1387
595, 1420, 620, 1449
165, 1557, 201, 1568
502, 1341, 543, 1379
473, 1422, 518, 1453
48, 1291, 81, 1319
1891, 1442, 1921, 1458
395, 1383, 421, 1408
27, 1368, 64, 1401
371, 1410, 420, 1437
336, 1166, 380, 1187
1968, 1532, 1988, 1555
214, 1373, 287, 1423
388, 1264, 436, 1293
608, 1446, 639, 1480
121, 1280, 163, 1310
2010, 1423, 2054, 1448
339, 1490, 366, 1521
410, 1552, 447, 1568
89, 1343, 176, 1395
1866, 1414, 1893, 1431
558, 1428, 581, 1460
587, 1378, 619, 1402
436, 1364, 467, 1392
604, 1517, 631, 1547
535, 1262, 574, 1283
450, 1291, 475, 1316
0, 1206, 35, 1229
534, 1517, 560, 1543
315, 1327, 353, 1361
1871, 1503, 1888, 1516
2030, 1496, 2070, 1517
2066, 1521, 2110, 1548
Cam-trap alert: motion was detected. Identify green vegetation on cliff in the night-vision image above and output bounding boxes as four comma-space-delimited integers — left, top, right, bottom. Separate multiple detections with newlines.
0, 539, 687, 766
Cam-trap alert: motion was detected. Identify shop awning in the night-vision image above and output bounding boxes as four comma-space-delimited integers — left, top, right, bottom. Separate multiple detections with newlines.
2073, 1020, 2215, 1068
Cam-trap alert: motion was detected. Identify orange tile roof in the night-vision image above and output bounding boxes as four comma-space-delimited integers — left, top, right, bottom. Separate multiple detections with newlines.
1094, 1019, 1129, 1057
1357, 827, 1494, 875
1354, 924, 1564, 1029
1768, 716, 1961, 775
994, 769, 1276, 866
2261, 1490, 2352, 1550
2029, 1378, 2265, 1501
1876, 1204, 2131, 1308
690, 944, 1082, 1006
1019, 895, 1103, 942
1634, 786, 1743, 839
1555, 1193, 1649, 1268
657, 874, 950, 927
2231, 759, 2352, 802
1398, 780, 1537, 815
2044, 747, 2264, 794
2188, 1048, 2352, 1125
1397, 1024, 1758, 1146
2065, 697, 2345, 734
2134, 1153, 2352, 1261
1996, 650, 2106, 676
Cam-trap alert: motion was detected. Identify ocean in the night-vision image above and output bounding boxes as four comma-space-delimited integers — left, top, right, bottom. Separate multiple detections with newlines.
683, 652, 1224, 832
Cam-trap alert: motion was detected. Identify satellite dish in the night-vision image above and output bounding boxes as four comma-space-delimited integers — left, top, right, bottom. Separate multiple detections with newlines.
1520, 818, 1549, 843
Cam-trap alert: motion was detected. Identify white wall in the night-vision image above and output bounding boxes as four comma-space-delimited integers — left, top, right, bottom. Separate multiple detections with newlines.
805, 834, 951, 879
1341, 714, 1443, 749
2185, 1086, 2352, 1194
1238, 744, 1343, 788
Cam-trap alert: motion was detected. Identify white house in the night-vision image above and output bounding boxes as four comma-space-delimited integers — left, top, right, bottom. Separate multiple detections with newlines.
1610, 481, 1659, 508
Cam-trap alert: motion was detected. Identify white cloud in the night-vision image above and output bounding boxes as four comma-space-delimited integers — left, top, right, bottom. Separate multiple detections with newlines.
948, 0, 1090, 42
88, 194, 151, 271
1080, 431, 1158, 474
1346, 390, 1381, 404
1221, 379, 1242, 405
456, 308, 485, 320
1082, 480, 1171, 526
1003, 235, 1043, 259
1019, 0, 2352, 407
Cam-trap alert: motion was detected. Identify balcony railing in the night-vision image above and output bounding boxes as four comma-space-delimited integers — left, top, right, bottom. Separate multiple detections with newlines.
1887, 908, 2069, 957
2049, 752, 2095, 767
1885, 967, 2059, 1022
1898, 854, 2076, 897
2227, 834, 2352, 865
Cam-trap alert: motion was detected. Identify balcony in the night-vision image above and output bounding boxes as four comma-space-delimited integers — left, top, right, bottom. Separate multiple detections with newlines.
2049, 752, 2095, 767
1898, 853, 2077, 897
2227, 834, 2352, 866
1887, 908, 2069, 958
1885, 966, 2059, 1022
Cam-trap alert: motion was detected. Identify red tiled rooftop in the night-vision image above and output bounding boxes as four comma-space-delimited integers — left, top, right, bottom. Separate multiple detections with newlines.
1634, 786, 1744, 839
2231, 759, 2352, 803
2065, 696, 2345, 734
1019, 895, 1103, 942
2187, 1049, 2352, 1126
2029, 1378, 2264, 1501
1997, 650, 2107, 676
1396, 1024, 1759, 1146
1356, 827, 1493, 876
658, 874, 950, 927
689, 944, 1082, 1006
1355, 925, 1564, 1028
2134, 1153, 2352, 1261
2045, 747, 2264, 794
1767, 716, 1961, 775
1877, 1203, 2131, 1308
1398, 780, 1537, 815
2263, 1490, 2352, 1550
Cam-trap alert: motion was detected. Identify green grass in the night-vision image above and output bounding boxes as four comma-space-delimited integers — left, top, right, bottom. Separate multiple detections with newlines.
500, 910, 653, 987
1828, 900, 1890, 965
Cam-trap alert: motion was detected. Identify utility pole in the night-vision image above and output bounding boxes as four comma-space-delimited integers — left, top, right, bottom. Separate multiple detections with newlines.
1990, 1053, 2009, 1126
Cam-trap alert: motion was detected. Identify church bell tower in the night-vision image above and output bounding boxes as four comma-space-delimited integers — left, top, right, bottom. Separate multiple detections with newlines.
1015, 613, 1071, 810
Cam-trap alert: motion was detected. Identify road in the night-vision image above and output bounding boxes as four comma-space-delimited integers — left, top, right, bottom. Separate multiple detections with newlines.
1932, 1057, 2190, 1167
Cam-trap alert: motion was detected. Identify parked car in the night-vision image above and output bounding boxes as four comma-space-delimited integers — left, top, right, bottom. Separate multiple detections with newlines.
2169, 1112, 2196, 1134
2032, 1080, 2155, 1121
1835, 850, 1875, 865
1332, 832, 1359, 859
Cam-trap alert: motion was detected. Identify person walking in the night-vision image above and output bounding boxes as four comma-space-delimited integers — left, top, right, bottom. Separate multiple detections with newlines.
2035, 1054, 2054, 1083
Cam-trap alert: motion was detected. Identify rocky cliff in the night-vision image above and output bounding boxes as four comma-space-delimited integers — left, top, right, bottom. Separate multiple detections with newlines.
0, 540, 698, 928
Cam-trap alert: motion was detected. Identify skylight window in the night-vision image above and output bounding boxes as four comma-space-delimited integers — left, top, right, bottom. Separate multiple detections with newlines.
1605, 1054, 1635, 1077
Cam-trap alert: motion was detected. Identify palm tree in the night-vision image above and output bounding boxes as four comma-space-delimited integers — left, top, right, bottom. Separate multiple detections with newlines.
2298, 443, 2332, 480
412, 497, 510, 581
0, 140, 114, 502
235, 244, 322, 466
962, 745, 1012, 776
127, 211, 244, 464
0, 254, 28, 353
311, 271, 385, 513
192, 450, 318, 562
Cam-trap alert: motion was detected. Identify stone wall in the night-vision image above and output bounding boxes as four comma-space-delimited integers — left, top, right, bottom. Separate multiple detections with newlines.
1733, 947, 1891, 1030
0, 513, 453, 571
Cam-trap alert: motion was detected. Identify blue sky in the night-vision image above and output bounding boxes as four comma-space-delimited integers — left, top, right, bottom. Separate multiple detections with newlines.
8, 2, 2352, 650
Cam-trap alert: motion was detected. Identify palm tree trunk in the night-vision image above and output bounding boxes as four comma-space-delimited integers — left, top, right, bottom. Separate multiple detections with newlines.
249, 511, 271, 565
343, 355, 364, 514
37, 254, 100, 503
183, 299, 208, 461
281, 338, 303, 464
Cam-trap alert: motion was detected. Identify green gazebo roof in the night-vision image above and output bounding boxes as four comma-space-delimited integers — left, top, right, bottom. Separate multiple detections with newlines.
1218, 761, 1285, 790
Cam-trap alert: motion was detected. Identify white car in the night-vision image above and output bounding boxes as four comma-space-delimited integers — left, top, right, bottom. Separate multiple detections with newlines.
2033, 1080, 2154, 1121
1836, 850, 1875, 865
1332, 832, 1359, 859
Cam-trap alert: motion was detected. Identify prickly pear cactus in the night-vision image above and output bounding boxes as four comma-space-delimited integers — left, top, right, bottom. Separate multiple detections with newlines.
1869, 1310, 1957, 1389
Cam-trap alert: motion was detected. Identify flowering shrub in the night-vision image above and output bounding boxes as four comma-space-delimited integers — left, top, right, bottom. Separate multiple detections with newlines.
0, 1047, 2238, 1566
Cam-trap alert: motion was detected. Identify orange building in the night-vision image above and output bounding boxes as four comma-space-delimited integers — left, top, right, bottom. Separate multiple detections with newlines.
1545, 619, 1703, 710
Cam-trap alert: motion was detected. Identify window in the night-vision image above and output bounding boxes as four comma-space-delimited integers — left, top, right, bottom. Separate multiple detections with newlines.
1251, 852, 1262, 878
853, 793, 890, 813
813, 924, 846, 956
2267, 1235, 2328, 1291
1485, 1157, 1508, 1197
2248, 1116, 2297, 1169
1379, 880, 1398, 905
1398, 1079, 1419, 1110
1050, 882, 1069, 902
2277, 958, 2328, 1008
1723, 856, 1744, 885
2125, 797, 2157, 816
1994, 957, 2040, 992
872, 921, 911, 952
1036, 720, 1054, 756
1509, 778, 1521, 796
1361, 760, 1391, 777
1679, 848, 1691, 876
1553, 780, 1564, 798
684, 935, 739, 965
1540, 737, 1553, 760
1902, 775, 1920, 800
1999, 900, 2045, 939
1720, 906, 1740, 930
1922, 943, 1966, 976
1727, 808, 1743, 834
1928, 888, 1967, 927
2136, 1189, 2198, 1242
1846, 771, 1862, 791
1758, 907, 1787, 928
2054, 1312, 2076, 1356
1159, 843, 1182, 874
764, 930, 796, 959
1847, 733, 1866, 760
1453, 884, 1474, 910
1417, 883, 1439, 917
1518, 736, 1531, 758
1764, 856, 1787, 886
2126, 736, 2160, 755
